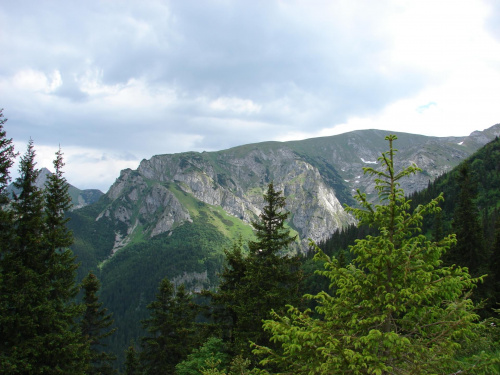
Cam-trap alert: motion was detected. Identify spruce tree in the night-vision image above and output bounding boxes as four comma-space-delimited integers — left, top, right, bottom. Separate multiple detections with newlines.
255, 135, 497, 374
0, 141, 88, 374
140, 278, 199, 374
446, 163, 487, 277
242, 183, 302, 355
207, 183, 302, 360
491, 215, 500, 306
81, 271, 118, 375
124, 343, 141, 375
0, 109, 16, 236
248, 182, 296, 256
12, 139, 45, 268
0, 109, 17, 371
204, 237, 248, 343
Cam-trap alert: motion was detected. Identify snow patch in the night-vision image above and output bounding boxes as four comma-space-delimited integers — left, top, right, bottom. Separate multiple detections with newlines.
458, 141, 464, 145
361, 157, 377, 164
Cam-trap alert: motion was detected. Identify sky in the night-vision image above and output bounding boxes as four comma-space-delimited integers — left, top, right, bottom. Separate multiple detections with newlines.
1, 0, 500, 192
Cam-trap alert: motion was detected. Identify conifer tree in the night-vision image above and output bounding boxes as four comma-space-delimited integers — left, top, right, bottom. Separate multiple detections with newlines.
207, 183, 302, 360
12, 139, 45, 267
491, 215, 500, 306
248, 182, 296, 256
446, 163, 487, 277
81, 271, 118, 375
242, 183, 302, 353
0, 109, 17, 371
255, 135, 497, 374
140, 278, 199, 374
0, 141, 88, 374
124, 343, 141, 375
0, 109, 16, 239
204, 237, 248, 342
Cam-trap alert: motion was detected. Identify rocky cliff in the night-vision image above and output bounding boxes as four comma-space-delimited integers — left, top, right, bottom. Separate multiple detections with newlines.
95, 124, 500, 254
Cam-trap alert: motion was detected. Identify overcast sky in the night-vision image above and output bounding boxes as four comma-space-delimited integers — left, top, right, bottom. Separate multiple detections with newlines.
1, 0, 500, 192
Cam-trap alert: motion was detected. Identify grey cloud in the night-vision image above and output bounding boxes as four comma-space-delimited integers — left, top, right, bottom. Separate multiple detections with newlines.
4, 0, 484, 191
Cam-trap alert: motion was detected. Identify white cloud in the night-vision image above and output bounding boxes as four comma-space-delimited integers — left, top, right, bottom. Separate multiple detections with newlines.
209, 97, 261, 114
12, 69, 62, 94
11, 142, 141, 192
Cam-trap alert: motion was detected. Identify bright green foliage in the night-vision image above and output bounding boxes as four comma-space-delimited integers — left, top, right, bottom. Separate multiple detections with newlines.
140, 278, 199, 374
0, 142, 89, 374
255, 135, 494, 374
81, 271, 118, 374
200, 355, 267, 375
176, 337, 230, 375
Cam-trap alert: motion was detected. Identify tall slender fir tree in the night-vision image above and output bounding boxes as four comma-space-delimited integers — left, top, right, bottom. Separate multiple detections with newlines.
0, 142, 89, 374
207, 183, 302, 362
446, 163, 487, 278
124, 342, 141, 375
81, 271, 118, 375
0, 109, 16, 236
140, 278, 199, 375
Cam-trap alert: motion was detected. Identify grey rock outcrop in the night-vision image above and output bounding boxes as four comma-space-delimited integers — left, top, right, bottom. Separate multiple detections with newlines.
95, 123, 500, 256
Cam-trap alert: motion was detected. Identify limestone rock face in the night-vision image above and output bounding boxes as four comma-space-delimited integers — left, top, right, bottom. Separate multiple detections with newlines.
95, 124, 500, 256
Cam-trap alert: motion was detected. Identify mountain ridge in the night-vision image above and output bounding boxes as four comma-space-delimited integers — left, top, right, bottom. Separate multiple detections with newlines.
98, 124, 500, 255
7, 167, 104, 209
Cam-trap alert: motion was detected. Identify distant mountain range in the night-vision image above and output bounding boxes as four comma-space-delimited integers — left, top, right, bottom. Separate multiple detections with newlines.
90, 124, 500, 253
7, 167, 103, 209
66, 123, 500, 366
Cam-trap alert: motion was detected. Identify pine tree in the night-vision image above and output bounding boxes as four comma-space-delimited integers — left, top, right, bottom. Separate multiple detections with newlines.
490, 215, 500, 306
204, 237, 248, 343
207, 183, 302, 360
0, 109, 16, 233
81, 271, 118, 375
446, 163, 487, 277
248, 182, 296, 256
124, 343, 141, 375
0, 142, 88, 374
140, 278, 199, 374
0, 109, 17, 371
242, 183, 302, 352
12, 139, 45, 268
255, 135, 497, 374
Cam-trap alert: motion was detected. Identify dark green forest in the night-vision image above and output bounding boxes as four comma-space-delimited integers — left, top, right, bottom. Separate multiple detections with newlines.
1, 106, 499, 374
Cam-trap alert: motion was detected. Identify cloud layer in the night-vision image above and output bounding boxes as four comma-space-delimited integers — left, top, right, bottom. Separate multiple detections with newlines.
1, 0, 499, 191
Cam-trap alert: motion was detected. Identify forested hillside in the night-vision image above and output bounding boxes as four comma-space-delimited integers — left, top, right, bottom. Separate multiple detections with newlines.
0, 110, 116, 374
2, 103, 500, 374
66, 126, 500, 370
